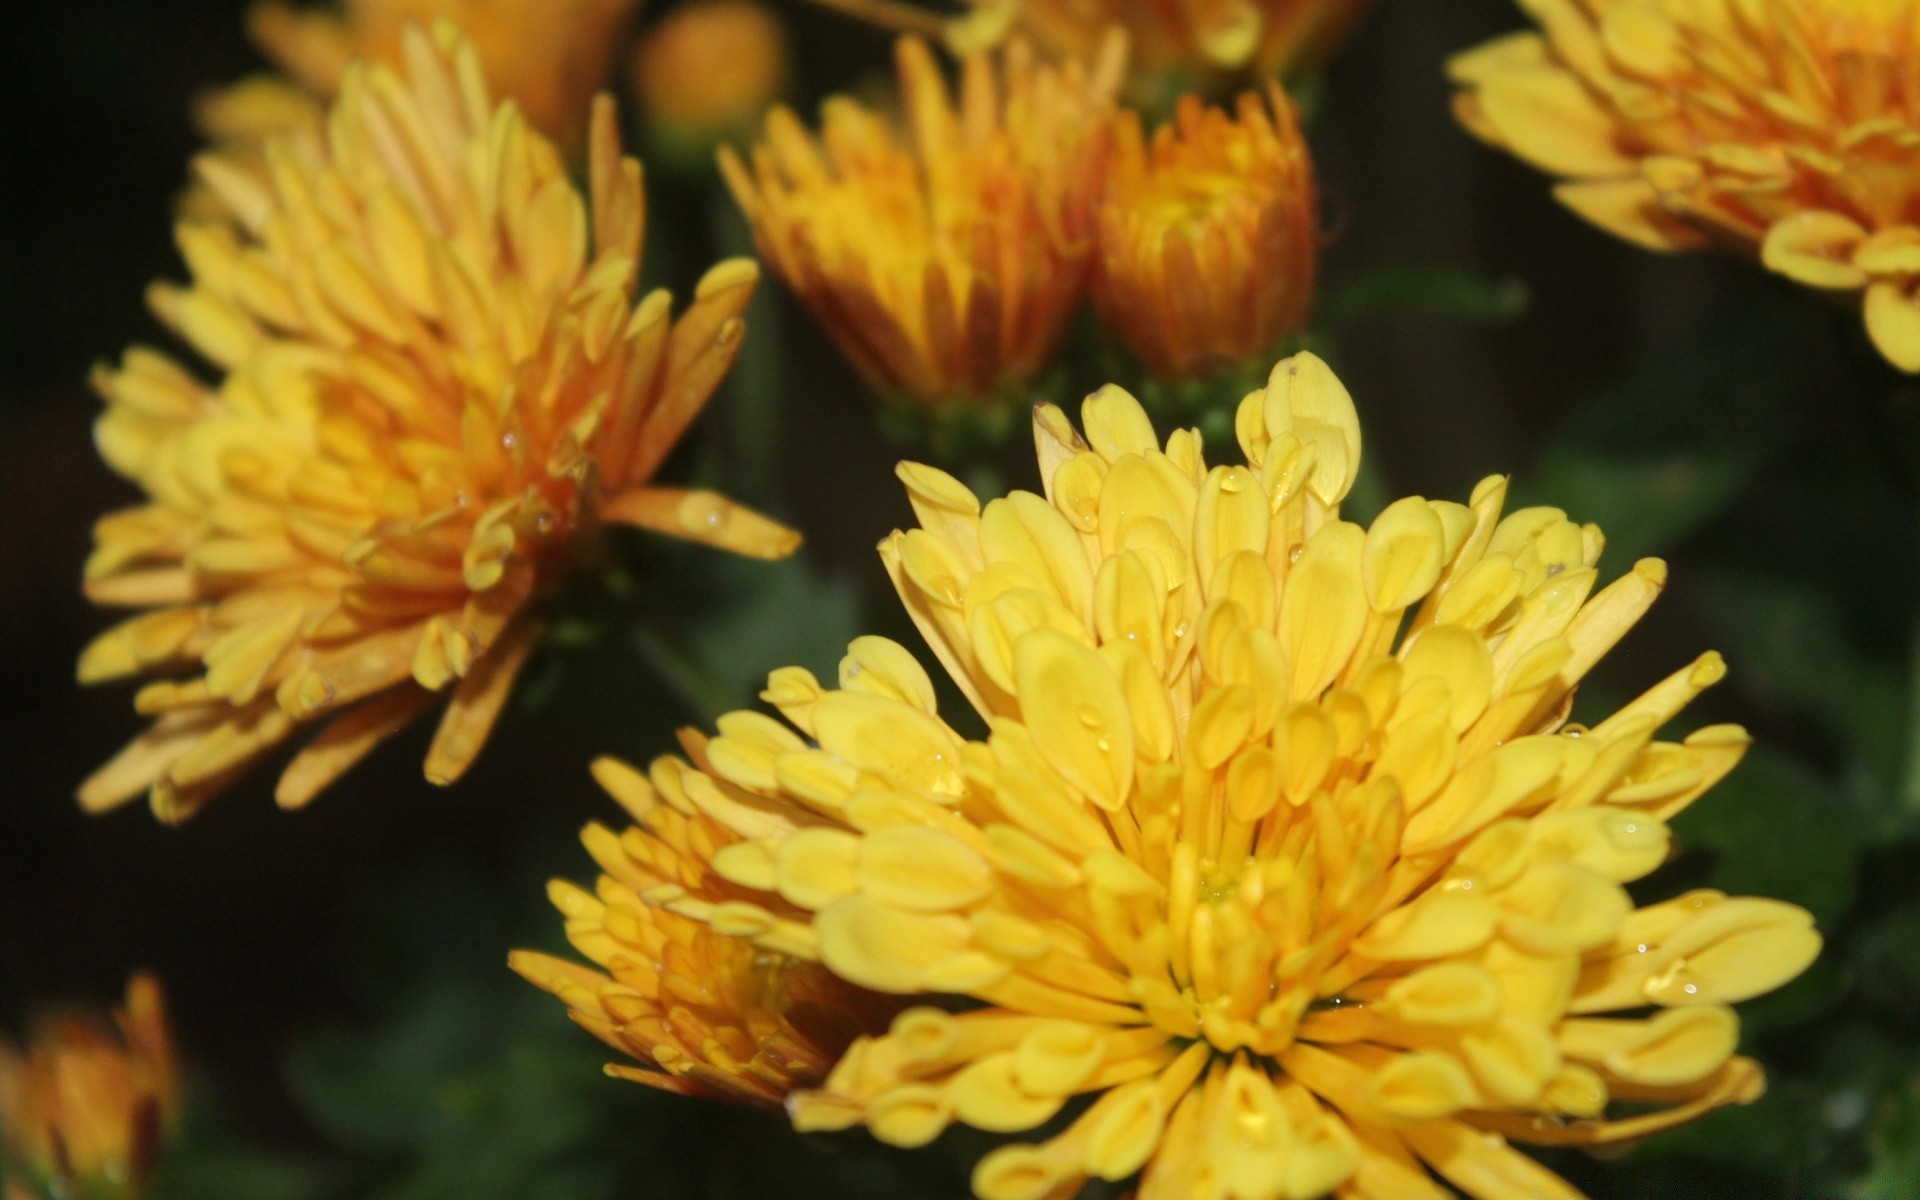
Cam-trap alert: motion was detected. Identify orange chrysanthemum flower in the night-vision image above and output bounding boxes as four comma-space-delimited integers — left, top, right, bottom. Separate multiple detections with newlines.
0, 975, 178, 1200
721, 36, 1123, 411
536, 351, 1820, 1199
198, 0, 637, 151
1093, 85, 1317, 381
1452, 0, 1920, 372
633, 0, 791, 161
513, 753, 897, 1103
80, 26, 797, 822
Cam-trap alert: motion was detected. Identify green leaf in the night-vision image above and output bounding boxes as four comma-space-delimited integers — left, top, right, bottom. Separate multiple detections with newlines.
1672, 745, 1866, 927
1514, 297, 1817, 564
1692, 571, 1910, 805
1850, 1076, 1920, 1200
1320, 265, 1529, 328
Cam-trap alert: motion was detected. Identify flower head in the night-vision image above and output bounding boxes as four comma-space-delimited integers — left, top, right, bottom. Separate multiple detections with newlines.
1, 975, 178, 1200
633, 0, 791, 164
554, 350, 1820, 1198
1093, 85, 1317, 381
513, 754, 897, 1103
721, 35, 1124, 411
1452, 0, 1920, 372
198, 0, 637, 151
81, 26, 797, 821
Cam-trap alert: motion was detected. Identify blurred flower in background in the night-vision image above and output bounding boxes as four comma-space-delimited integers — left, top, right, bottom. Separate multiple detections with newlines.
1092, 84, 1317, 383
0, 975, 178, 1200
1451, 0, 1920, 373
632, 0, 791, 171
721, 35, 1123, 419
814, 0, 1372, 109
196, 0, 638, 154
79, 26, 798, 822
527, 351, 1822, 1199
513, 753, 897, 1104
991, 0, 1371, 106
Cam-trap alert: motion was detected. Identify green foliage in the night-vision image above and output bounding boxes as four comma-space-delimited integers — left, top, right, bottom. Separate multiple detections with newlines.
1321, 264, 1530, 329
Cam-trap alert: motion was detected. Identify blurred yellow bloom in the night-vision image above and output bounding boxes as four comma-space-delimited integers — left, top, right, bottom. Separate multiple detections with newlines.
559, 350, 1820, 1198
0, 975, 178, 1200
1452, 0, 1920, 372
633, 0, 790, 161
81, 27, 796, 822
814, 0, 1371, 106
721, 35, 1124, 410
1093, 84, 1317, 381
198, 0, 637, 151
514, 755, 898, 1104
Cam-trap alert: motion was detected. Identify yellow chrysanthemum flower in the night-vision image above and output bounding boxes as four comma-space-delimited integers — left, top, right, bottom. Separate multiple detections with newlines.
80, 26, 798, 822
720, 36, 1124, 411
542, 350, 1822, 1198
633, 0, 791, 163
813, 0, 1371, 107
198, 0, 637, 152
1093, 85, 1317, 381
0, 975, 178, 1200
1451, 0, 1920, 373
514, 754, 899, 1104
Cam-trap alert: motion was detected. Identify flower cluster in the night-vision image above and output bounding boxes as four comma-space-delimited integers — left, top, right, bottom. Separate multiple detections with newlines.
81, 25, 795, 821
1093, 84, 1317, 381
527, 352, 1820, 1200
726, 34, 1323, 417
1453, 0, 1920, 372
723, 35, 1125, 411
0, 975, 178, 1200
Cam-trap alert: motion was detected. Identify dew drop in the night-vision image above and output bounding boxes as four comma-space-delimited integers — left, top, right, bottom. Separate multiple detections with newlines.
1288, 545, 1305, 563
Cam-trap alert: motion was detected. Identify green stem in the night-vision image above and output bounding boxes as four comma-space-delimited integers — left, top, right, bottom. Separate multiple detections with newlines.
1903, 617, 1920, 814
630, 622, 735, 724
711, 189, 784, 510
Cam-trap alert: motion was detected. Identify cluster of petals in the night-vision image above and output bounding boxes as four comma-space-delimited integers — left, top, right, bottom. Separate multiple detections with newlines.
0, 975, 178, 1199
197, 0, 636, 153
80, 26, 796, 820
1452, 0, 1920, 372
513, 756, 898, 1104
721, 35, 1124, 410
532, 351, 1820, 1199
1093, 84, 1318, 381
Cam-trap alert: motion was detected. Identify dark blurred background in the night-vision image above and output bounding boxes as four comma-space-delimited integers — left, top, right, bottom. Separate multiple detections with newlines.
4, 1, 1915, 1197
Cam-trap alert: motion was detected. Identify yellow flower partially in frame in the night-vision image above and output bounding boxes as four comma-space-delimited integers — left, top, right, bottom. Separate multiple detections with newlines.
514, 754, 898, 1104
1093, 84, 1318, 382
1452, 0, 1920, 372
811, 0, 1372, 107
81, 26, 797, 822
550, 351, 1820, 1199
0, 975, 179, 1200
198, 0, 638, 152
721, 35, 1123, 412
